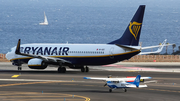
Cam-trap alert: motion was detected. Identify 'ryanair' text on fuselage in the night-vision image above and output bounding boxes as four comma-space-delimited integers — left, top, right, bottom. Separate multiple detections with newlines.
20, 47, 69, 55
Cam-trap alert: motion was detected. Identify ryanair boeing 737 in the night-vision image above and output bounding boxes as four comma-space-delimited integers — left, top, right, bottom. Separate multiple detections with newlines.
6, 5, 166, 73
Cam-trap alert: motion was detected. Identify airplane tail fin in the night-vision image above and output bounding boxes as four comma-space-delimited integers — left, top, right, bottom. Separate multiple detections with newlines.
108, 5, 145, 46
133, 75, 141, 87
15, 39, 21, 54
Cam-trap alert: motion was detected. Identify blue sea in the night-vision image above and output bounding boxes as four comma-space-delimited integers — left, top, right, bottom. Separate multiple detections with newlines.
0, 0, 180, 54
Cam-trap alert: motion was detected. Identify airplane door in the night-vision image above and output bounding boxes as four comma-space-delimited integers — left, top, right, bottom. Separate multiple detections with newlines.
109, 47, 114, 59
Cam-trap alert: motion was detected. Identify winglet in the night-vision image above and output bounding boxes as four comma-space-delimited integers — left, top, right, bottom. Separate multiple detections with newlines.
156, 39, 167, 52
15, 39, 21, 54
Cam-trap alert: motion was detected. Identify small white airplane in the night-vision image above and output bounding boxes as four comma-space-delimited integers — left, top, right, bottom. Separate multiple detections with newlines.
84, 75, 152, 92
5, 5, 169, 73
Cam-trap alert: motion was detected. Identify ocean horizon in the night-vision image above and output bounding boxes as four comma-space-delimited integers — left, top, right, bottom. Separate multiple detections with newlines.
0, 0, 180, 54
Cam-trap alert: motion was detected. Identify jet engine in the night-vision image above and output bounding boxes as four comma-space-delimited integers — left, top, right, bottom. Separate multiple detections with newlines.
28, 58, 48, 69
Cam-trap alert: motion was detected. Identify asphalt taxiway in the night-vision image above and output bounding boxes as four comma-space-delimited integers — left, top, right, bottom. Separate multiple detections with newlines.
0, 62, 180, 101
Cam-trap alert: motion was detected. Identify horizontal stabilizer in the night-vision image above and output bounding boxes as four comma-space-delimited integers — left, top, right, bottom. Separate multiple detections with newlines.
125, 84, 147, 88
115, 44, 139, 50
140, 39, 169, 55
138, 85, 147, 88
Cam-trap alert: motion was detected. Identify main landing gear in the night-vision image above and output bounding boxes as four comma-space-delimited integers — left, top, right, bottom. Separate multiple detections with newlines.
18, 66, 22, 70
57, 62, 66, 73
109, 89, 112, 92
109, 88, 127, 93
122, 88, 127, 92
109, 88, 116, 93
57, 65, 89, 73
58, 66, 66, 73
81, 66, 89, 72
17, 60, 22, 71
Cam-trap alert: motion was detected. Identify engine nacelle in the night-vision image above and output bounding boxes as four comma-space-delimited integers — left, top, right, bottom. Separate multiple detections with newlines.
28, 58, 48, 69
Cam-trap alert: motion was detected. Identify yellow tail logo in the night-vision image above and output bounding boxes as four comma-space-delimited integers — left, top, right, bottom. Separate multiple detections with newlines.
129, 22, 142, 40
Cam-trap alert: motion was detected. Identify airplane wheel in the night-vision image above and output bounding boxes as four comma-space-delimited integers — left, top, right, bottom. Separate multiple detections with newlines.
58, 67, 62, 73
85, 66, 89, 72
18, 67, 22, 71
109, 89, 112, 93
58, 67, 66, 73
124, 89, 127, 92
62, 67, 66, 73
81, 68, 85, 72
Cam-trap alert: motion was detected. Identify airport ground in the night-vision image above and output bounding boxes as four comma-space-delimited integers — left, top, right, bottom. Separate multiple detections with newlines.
0, 62, 180, 101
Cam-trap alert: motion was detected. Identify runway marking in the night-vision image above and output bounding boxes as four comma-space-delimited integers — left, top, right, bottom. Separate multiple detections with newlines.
83, 85, 97, 87
128, 70, 137, 72
2, 99, 83, 101
0, 81, 72, 87
144, 88, 180, 93
61, 84, 78, 86
0, 91, 90, 101
0, 79, 86, 83
154, 77, 180, 80
11, 75, 20, 78
0, 81, 90, 101
59, 83, 180, 94
149, 84, 180, 88
104, 64, 164, 71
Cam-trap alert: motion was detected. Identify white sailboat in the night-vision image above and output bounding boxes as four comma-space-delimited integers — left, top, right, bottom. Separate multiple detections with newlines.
39, 12, 48, 25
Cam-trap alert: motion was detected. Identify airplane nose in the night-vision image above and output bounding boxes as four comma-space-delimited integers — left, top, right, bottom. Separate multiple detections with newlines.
6, 52, 12, 60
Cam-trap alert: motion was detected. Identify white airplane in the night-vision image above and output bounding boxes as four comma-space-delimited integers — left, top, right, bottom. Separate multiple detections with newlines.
84, 75, 152, 92
6, 5, 167, 73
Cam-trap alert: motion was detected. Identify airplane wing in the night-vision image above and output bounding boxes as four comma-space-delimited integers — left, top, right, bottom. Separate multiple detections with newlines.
83, 77, 119, 81
15, 39, 71, 64
83, 77, 152, 81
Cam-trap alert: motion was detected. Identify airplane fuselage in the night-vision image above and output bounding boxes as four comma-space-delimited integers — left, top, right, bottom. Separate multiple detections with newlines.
6, 43, 140, 66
